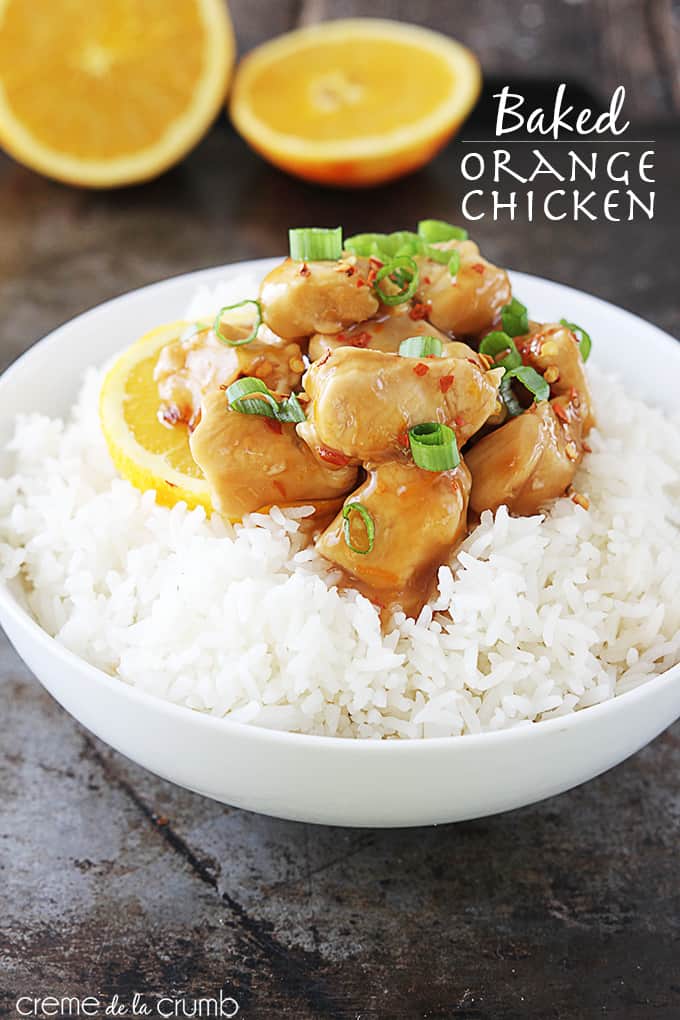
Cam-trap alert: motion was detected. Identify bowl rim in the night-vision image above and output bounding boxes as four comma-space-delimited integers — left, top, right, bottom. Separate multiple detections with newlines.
1, 259, 678, 754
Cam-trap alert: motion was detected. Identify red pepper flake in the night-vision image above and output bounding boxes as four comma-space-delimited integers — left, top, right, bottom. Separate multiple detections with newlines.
471, 262, 485, 274
265, 419, 283, 435
582, 441, 592, 453
335, 332, 346, 343
413, 362, 429, 376
454, 414, 466, 428
299, 262, 311, 277
318, 445, 351, 467
439, 374, 455, 393
161, 404, 183, 426
409, 302, 430, 321
366, 266, 378, 286
350, 331, 371, 348
397, 431, 410, 448
554, 403, 569, 424
369, 256, 384, 269
422, 275, 431, 285
356, 277, 366, 288
273, 479, 287, 500
165, 480, 177, 489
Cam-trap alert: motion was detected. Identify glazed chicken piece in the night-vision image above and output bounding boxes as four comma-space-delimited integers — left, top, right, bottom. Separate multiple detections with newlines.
155, 323, 305, 428
308, 307, 451, 360
299, 346, 502, 462
260, 257, 379, 338
316, 458, 471, 615
190, 389, 358, 520
515, 323, 595, 432
414, 240, 511, 337
466, 393, 588, 517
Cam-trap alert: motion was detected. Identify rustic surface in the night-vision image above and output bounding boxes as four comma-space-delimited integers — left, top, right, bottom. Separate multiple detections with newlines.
1, 2, 679, 1017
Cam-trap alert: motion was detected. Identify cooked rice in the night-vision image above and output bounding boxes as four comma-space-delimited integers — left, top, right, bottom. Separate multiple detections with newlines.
0, 274, 678, 739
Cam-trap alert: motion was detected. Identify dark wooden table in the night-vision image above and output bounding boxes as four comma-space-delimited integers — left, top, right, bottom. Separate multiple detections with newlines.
2, 4, 680, 1017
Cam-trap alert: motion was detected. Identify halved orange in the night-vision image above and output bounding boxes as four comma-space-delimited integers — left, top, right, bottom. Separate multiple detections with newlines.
229, 18, 481, 187
0, 0, 234, 188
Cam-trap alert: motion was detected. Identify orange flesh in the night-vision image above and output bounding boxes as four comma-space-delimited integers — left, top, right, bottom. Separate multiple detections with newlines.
0, 0, 207, 159
247, 39, 455, 141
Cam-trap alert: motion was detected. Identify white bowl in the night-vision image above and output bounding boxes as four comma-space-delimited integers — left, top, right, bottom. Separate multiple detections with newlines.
1, 260, 679, 828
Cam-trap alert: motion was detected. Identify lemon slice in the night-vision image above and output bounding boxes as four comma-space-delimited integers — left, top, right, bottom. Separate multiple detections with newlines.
99, 322, 211, 512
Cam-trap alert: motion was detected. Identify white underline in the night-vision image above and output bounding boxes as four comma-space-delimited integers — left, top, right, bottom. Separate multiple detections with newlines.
461, 140, 655, 144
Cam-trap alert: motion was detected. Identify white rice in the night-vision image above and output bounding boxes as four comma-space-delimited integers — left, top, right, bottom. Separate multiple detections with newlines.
1, 274, 679, 739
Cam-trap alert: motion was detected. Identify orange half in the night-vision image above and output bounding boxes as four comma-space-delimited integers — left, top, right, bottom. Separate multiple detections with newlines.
229, 18, 481, 187
0, 0, 234, 187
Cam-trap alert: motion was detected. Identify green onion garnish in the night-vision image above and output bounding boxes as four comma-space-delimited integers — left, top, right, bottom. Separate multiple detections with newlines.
226, 377, 280, 418
289, 227, 343, 261
344, 233, 389, 257
408, 422, 460, 472
384, 230, 423, 257
421, 244, 451, 265
479, 331, 522, 372
560, 318, 592, 362
501, 366, 550, 417
417, 219, 468, 244
344, 231, 425, 260
342, 502, 375, 555
501, 298, 529, 338
214, 300, 262, 347
373, 256, 419, 306
447, 251, 461, 278
276, 392, 306, 424
499, 375, 523, 418
399, 335, 443, 358
226, 378, 307, 424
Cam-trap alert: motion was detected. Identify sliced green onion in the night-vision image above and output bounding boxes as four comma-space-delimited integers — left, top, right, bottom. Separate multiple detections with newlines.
447, 250, 461, 278
342, 502, 375, 555
276, 392, 306, 424
501, 298, 530, 338
345, 231, 425, 260
227, 378, 307, 424
499, 374, 524, 418
399, 335, 443, 358
408, 422, 460, 472
344, 232, 389, 257
226, 377, 279, 418
479, 331, 522, 372
417, 219, 468, 244
421, 244, 451, 265
502, 365, 550, 415
373, 256, 419, 306
560, 318, 592, 362
384, 230, 423, 257
289, 227, 343, 261
214, 300, 262, 347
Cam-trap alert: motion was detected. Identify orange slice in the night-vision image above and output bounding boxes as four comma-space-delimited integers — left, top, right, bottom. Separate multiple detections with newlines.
229, 18, 481, 187
99, 322, 212, 512
0, 0, 234, 187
